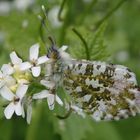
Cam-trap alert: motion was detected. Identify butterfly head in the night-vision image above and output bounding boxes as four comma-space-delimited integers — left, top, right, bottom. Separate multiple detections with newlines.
47, 36, 60, 60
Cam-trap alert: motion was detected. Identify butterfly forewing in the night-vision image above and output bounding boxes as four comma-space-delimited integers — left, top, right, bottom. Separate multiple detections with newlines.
62, 60, 140, 121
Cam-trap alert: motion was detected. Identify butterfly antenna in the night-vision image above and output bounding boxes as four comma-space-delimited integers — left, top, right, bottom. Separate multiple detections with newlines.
48, 36, 56, 48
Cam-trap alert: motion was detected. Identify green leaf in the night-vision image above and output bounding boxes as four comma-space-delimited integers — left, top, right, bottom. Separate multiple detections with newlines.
88, 23, 110, 61
68, 23, 109, 61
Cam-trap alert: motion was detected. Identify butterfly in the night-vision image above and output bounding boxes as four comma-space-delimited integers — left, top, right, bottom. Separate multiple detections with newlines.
45, 37, 140, 121
39, 6, 140, 121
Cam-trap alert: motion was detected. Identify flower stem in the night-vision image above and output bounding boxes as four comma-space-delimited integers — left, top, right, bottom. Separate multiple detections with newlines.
72, 28, 90, 60
58, 0, 67, 21
94, 0, 128, 30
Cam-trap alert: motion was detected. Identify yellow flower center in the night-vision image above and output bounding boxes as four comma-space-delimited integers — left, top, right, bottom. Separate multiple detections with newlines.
10, 70, 32, 93
10, 84, 18, 93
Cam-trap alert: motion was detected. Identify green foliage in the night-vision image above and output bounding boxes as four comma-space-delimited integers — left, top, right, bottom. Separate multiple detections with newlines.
88, 23, 109, 60
0, 0, 140, 140
67, 23, 109, 61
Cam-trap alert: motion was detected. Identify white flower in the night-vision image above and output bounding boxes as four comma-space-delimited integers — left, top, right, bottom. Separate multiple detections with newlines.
0, 52, 27, 90
32, 90, 63, 110
20, 43, 49, 77
1, 52, 29, 85
1, 64, 14, 76
0, 63, 19, 89
0, 84, 28, 119
10, 51, 23, 67
48, 6, 62, 28
40, 80, 55, 89
2, 51, 23, 75
0, 71, 16, 89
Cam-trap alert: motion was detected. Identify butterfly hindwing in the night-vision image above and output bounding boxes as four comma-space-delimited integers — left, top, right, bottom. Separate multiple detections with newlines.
63, 60, 140, 121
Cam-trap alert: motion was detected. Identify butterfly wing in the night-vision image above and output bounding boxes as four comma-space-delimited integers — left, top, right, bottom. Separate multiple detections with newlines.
63, 60, 140, 121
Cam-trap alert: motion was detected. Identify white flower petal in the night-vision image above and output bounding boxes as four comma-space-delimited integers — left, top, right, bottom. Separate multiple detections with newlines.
22, 104, 25, 118
31, 66, 41, 77
0, 70, 3, 77
4, 102, 15, 119
18, 79, 29, 84
0, 86, 15, 101
40, 80, 55, 89
20, 62, 32, 71
0, 81, 5, 88
47, 94, 55, 110
4, 76, 16, 87
56, 95, 63, 106
1, 64, 14, 75
44, 63, 52, 76
16, 84, 28, 99
59, 51, 70, 60
27, 104, 32, 124
15, 102, 22, 116
59, 45, 68, 51
0, 71, 4, 88
37, 56, 49, 65
33, 90, 50, 99
10, 51, 22, 65
58, 46, 70, 60
30, 43, 39, 61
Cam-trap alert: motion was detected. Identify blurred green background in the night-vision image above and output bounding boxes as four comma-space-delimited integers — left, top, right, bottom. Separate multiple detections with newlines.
0, 0, 140, 140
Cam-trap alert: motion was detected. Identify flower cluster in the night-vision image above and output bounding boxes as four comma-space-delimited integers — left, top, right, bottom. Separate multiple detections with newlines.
0, 43, 63, 124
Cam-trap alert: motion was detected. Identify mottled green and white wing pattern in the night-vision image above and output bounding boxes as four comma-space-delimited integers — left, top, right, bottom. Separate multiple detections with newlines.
63, 60, 140, 121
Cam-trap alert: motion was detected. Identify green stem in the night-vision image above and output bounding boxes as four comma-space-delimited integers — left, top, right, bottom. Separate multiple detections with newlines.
94, 0, 128, 30
58, 0, 67, 21
79, 0, 98, 23
85, 0, 98, 15
39, 16, 46, 44
58, 0, 70, 45
72, 28, 90, 60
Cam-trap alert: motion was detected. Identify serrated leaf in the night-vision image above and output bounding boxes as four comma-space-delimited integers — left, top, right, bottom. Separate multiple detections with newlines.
88, 22, 110, 61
